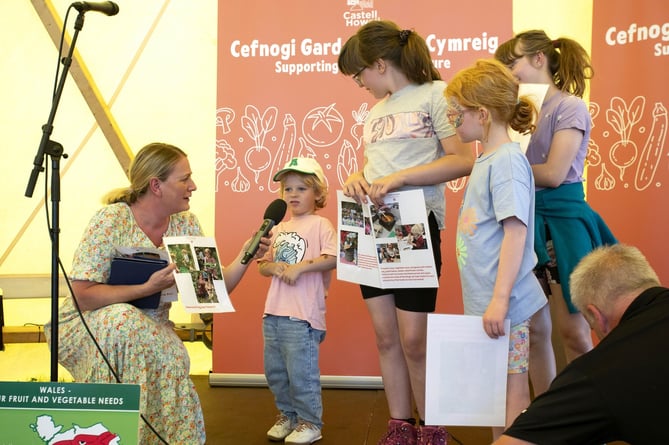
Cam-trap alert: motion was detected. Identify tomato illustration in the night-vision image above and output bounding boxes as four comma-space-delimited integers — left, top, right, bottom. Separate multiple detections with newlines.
302, 103, 344, 147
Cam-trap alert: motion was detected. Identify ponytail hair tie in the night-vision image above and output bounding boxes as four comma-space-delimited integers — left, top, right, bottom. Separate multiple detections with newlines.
399, 29, 412, 45
552, 39, 560, 48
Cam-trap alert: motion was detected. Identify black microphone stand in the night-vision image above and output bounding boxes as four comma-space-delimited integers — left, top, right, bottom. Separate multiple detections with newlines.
25, 10, 86, 382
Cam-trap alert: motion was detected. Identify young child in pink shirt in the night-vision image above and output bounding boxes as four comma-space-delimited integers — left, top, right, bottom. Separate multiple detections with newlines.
258, 157, 337, 445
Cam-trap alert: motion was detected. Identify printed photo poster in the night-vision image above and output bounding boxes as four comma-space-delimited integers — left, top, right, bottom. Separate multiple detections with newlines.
588, 1, 669, 282
337, 189, 439, 288
164, 236, 235, 313
214, 0, 513, 375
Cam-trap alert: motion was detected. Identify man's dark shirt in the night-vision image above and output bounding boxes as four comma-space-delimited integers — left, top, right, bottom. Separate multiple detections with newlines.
504, 286, 669, 444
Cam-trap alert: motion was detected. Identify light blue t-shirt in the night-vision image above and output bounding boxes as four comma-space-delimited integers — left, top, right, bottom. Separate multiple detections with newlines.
456, 142, 546, 325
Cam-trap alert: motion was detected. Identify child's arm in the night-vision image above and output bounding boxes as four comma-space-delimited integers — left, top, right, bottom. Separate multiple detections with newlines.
257, 260, 286, 278
483, 216, 527, 339
366, 136, 474, 205
531, 128, 582, 188
342, 169, 371, 204
277, 254, 337, 285
223, 235, 271, 293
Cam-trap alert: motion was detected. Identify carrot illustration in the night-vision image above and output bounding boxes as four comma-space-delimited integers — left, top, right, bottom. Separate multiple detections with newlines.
634, 102, 668, 191
337, 139, 358, 186
335, 104, 368, 187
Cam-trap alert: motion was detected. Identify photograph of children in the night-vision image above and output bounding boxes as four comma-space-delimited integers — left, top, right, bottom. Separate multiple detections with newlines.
340, 230, 358, 265
168, 243, 197, 272
192, 270, 218, 304
341, 201, 365, 228
195, 247, 223, 281
377, 242, 401, 263
364, 217, 372, 235
409, 224, 427, 250
370, 202, 401, 238
396, 223, 428, 250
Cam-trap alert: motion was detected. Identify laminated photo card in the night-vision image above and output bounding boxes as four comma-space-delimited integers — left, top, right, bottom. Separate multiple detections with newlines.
163, 236, 235, 313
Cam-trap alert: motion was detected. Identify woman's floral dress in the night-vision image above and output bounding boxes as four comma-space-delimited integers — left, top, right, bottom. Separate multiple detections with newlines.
46, 203, 206, 444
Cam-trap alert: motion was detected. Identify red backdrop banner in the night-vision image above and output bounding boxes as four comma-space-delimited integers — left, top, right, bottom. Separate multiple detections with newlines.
588, 1, 669, 282
214, 0, 512, 376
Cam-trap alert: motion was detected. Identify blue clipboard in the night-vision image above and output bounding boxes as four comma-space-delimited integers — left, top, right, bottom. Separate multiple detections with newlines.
108, 256, 168, 309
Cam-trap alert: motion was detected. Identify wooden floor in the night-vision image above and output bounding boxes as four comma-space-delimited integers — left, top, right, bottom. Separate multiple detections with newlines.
192, 375, 493, 445
0, 343, 628, 445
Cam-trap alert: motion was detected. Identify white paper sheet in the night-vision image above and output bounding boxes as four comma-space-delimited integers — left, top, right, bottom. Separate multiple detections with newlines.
425, 314, 510, 426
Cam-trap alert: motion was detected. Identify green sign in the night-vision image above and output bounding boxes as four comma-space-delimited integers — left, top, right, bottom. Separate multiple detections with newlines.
0, 381, 140, 444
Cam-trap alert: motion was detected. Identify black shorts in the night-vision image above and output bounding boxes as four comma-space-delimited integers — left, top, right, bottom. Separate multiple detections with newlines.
360, 211, 442, 312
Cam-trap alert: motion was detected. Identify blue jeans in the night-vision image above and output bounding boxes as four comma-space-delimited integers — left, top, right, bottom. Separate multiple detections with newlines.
263, 315, 326, 428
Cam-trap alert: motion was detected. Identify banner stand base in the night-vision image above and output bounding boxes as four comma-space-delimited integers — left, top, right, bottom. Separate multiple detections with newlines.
208, 373, 383, 389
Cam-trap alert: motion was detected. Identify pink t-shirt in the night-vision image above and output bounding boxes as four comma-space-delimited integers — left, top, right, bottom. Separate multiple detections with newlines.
261, 214, 337, 331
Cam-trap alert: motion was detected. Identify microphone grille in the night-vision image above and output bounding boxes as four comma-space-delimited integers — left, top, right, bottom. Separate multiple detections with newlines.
264, 199, 287, 222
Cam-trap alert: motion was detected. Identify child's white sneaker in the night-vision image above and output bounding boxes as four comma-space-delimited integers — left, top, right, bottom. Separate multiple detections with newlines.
267, 414, 295, 441
284, 420, 322, 444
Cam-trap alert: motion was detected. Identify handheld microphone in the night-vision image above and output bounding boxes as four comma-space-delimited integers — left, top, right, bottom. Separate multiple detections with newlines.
72, 1, 120, 16
241, 199, 287, 265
